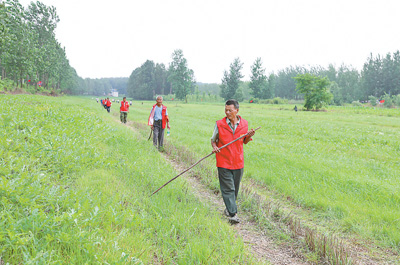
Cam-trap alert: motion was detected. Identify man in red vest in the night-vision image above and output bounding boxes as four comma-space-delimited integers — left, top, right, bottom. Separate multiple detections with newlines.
105, 97, 112, 113
148, 96, 170, 150
211, 99, 255, 224
120, 97, 130, 124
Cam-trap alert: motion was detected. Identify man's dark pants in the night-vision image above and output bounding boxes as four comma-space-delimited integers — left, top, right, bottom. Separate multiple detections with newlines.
153, 120, 164, 148
218, 167, 244, 217
120, 112, 128, 123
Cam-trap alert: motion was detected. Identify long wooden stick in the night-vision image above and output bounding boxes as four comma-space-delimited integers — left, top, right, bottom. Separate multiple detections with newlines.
150, 126, 261, 197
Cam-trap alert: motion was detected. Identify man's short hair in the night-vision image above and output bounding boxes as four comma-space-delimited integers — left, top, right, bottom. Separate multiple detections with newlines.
156, 95, 163, 100
225, 99, 239, 109
123, 97, 126, 99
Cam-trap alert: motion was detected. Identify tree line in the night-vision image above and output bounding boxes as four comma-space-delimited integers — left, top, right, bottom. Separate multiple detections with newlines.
2, 0, 399, 102
127, 49, 195, 101
126, 50, 400, 105
83, 77, 128, 96
226, 52, 400, 105
0, 0, 83, 94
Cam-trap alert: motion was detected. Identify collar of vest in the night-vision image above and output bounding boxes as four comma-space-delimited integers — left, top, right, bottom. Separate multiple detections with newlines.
220, 115, 242, 126
153, 104, 166, 110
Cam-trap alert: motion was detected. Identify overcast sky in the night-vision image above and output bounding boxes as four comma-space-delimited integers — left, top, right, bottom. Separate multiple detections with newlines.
17, 0, 400, 83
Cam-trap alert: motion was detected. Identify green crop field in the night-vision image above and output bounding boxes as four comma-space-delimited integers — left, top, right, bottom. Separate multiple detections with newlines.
0, 95, 258, 264
129, 99, 400, 250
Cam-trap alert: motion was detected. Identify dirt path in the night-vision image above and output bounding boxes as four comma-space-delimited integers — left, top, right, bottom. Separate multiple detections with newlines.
117, 117, 309, 265
163, 156, 309, 265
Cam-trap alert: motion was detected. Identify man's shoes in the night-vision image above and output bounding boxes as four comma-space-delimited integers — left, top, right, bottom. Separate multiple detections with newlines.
223, 208, 230, 217
228, 214, 240, 224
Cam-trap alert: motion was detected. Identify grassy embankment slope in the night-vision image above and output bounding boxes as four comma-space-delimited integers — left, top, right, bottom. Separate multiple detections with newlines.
130, 100, 400, 251
0, 95, 258, 264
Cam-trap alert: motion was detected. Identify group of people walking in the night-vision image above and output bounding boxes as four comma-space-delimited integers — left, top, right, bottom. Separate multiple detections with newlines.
147, 97, 256, 224
99, 97, 112, 113
97, 97, 131, 122
96, 95, 256, 224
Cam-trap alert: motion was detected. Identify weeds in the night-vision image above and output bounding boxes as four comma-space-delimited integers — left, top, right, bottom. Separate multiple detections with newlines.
126, 100, 400, 264
0, 95, 257, 264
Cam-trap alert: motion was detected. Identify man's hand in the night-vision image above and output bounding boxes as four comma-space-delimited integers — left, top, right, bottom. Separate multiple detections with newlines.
212, 146, 220, 153
167, 124, 170, 129
248, 128, 255, 137
211, 141, 220, 153
151, 125, 154, 130
244, 128, 256, 144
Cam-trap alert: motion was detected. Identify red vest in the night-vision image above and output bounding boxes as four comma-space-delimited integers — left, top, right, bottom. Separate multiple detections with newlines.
106, 100, 111, 107
216, 116, 248, 170
152, 104, 169, 129
120, 101, 129, 112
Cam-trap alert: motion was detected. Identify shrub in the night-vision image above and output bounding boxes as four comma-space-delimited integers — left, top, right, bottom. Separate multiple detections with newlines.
161, 94, 176, 101
0, 78, 15, 92
383, 93, 394, 108
258, 97, 288, 104
259, 99, 273, 104
368, 96, 378, 106
352, 101, 363, 107
394, 94, 400, 107
273, 97, 288, 104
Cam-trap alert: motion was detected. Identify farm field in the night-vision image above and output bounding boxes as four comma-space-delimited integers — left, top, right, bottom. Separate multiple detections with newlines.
128, 99, 400, 251
0, 95, 258, 264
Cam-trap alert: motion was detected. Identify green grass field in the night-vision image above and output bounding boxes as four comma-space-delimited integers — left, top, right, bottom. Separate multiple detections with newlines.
129, 99, 400, 250
1, 95, 399, 264
0, 95, 257, 264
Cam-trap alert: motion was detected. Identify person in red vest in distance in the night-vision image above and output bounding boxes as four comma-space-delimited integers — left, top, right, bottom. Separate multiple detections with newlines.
148, 96, 170, 151
105, 97, 112, 113
211, 99, 256, 224
120, 97, 130, 124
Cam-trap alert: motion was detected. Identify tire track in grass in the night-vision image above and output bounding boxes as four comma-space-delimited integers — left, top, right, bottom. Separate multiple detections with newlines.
110, 112, 308, 265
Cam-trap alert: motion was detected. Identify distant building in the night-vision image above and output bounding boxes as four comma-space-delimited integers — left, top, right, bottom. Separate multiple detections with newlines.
110, 88, 118, 98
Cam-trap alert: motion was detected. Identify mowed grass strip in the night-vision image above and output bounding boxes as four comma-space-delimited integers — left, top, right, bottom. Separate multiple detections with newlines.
0, 95, 257, 264
130, 100, 400, 249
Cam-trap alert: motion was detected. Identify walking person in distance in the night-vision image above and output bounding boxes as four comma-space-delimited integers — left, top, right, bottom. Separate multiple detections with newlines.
148, 96, 170, 151
120, 97, 130, 124
105, 97, 112, 112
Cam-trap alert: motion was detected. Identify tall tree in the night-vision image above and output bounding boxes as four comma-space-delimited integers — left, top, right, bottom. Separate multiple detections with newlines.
220, 57, 244, 101
361, 53, 385, 99
168, 49, 195, 102
127, 60, 155, 100
0, 1, 10, 79
336, 64, 360, 103
294, 73, 332, 110
263, 73, 275, 99
274, 66, 305, 99
154, 63, 168, 95
127, 60, 171, 99
249, 57, 267, 99
1, 0, 84, 94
